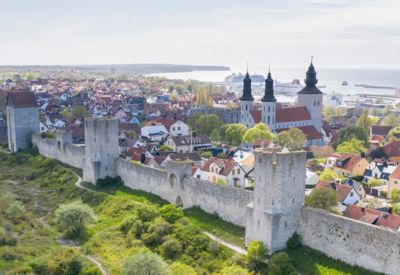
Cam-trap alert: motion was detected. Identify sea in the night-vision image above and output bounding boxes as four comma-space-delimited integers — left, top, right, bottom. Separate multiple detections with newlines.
149, 67, 400, 97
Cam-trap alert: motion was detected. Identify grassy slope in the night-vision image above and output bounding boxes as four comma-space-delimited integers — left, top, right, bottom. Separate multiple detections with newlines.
0, 150, 382, 275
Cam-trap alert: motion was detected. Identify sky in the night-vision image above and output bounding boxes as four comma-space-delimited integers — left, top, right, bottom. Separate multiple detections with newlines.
1, 0, 399, 69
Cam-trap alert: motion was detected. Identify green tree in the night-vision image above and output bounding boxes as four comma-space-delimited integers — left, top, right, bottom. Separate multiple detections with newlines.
242, 123, 275, 144
54, 200, 95, 236
383, 113, 400, 127
189, 114, 223, 136
122, 252, 170, 275
245, 240, 268, 269
390, 189, 400, 203
158, 238, 183, 259
368, 178, 385, 187
274, 128, 306, 151
200, 151, 212, 158
319, 168, 337, 181
170, 262, 196, 275
225, 124, 247, 146
267, 252, 295, 275
159, 145, 173, 152
356, 110, 372, 134
331, 126, 368, 149
218, 264, 253, 275
306, 187, 338, 211
336, 138, 366, 154
388, 127, 400, 141
195, 85, 213, 107
159, 204, 184, 223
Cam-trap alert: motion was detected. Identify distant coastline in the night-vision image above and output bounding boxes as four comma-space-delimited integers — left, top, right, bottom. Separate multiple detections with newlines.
0, 64, 230, 75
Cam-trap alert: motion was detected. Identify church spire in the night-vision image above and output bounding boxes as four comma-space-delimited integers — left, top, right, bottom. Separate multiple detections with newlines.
261, 68, 276, 102
240, 67, 254, 101
298, 58, 322, 95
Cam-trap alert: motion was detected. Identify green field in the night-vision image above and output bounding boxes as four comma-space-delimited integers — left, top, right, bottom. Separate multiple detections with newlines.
0, 150, 380, 274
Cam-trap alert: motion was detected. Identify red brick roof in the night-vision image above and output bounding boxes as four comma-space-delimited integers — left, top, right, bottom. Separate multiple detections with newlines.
384, 141, 400, 158
276, 125, 322, 140
345, 205, 400, 231
202, 157, 237, 176
6, 91, 38, 108
334, 153, 362, 171
276, 106, 311, 123
390, 165, 400, 180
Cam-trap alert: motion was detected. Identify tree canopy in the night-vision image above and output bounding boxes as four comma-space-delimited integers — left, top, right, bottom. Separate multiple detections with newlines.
318, 168, 337, 181
225, 124, 248, 146
267, 252, 296, 275
274, 128, 306, 151
388, 127, 400, 141
336, 138, 366, 154
306, 187, 338, 211
122, 252, 170, 275
242, 123, 275, 144
189, 114, 223, 137
383, 113, 400, 127
331, 126, 368, 149
356, 110, 373, 134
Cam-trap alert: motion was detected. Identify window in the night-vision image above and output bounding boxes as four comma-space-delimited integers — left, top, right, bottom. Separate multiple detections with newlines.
237, 169, 240, 174
172, 127, 175, 131
178, 127, 181, 130
232, 169, 235, 175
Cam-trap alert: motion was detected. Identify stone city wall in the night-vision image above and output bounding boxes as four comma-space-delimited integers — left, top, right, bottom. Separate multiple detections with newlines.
299, 207, 400, 275
32, 133, 85, 169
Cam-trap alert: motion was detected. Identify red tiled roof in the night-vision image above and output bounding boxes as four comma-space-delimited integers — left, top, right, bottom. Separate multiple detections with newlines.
334, 153, 362, 171
276, 125, 322, 140
371, 125, 392, 136
390, 165, 400, 180
384, 141, 400, 157
345, 205, 400, 231
276, 106, 311, 123
201, 157, 237, 176
6, 91, 38, 108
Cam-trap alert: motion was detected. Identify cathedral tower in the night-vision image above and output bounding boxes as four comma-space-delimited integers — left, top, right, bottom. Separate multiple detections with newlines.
240, 71, 254, 128
297, 59, 323, 133
261, 70, 277, 132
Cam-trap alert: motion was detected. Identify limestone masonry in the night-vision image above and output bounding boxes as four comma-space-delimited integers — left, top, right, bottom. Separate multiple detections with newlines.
5, 100, 400, 274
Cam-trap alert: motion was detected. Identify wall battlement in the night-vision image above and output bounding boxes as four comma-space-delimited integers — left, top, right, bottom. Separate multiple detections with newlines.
25, 117, 400, 274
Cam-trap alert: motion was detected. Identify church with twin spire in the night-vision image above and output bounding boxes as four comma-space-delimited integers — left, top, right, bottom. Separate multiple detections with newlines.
240, 61, 324, 146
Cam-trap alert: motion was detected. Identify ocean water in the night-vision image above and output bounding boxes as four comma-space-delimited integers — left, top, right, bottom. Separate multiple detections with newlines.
149, 67, 400, 96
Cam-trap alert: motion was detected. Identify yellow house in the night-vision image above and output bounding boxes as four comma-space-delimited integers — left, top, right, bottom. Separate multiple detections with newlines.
332, 153, 369, 177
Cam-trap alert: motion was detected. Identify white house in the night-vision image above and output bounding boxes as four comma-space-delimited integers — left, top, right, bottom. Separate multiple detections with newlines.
201, 157, 246, 188
141, 123, 168, 142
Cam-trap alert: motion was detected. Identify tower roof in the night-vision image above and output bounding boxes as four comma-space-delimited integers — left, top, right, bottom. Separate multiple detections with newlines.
261, 70, 277, 102
6, 91, 38, 108
240, 71, 254, 101
298, 60, 323, 95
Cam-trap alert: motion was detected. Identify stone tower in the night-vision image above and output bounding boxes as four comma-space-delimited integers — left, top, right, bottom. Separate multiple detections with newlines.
245, 147, 306, 252
297, 60, 323, 133
5, 91, 40, 152
261, 70, 277, 132
83, 117, 120, 183
240, 72, 255, 128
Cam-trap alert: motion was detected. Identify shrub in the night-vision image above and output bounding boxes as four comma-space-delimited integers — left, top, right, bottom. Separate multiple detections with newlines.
54, 200, 95, 237
159, 237, 183, 259
96, 176, 123, 188
306, 187, 338, 211
286, 233, 301, 249
121, 252, 169, 275
245, 240, 268, 269
159, 204, 184, 223
391, 189, 400, 203
200, 151, 212, 158
170, 262, 196, 275
134, 204, 158, 222
47, 248, 83, 275
267, 252, 295, 275
6, 200, 25, 219
218, 264, 253, 275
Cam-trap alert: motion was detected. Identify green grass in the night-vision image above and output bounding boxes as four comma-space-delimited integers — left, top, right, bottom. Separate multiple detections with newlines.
184, 207, 245, 248
286, 246, 382, 275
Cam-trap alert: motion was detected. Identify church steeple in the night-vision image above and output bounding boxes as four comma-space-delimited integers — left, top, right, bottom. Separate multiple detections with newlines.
261, 69, 276, 102
298, 58, 322, 95
240, 70, 254, 101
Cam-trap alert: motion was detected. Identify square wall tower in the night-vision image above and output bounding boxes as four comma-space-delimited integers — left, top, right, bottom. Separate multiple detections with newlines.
83, 117, 120, 183
245, 147, 306, 252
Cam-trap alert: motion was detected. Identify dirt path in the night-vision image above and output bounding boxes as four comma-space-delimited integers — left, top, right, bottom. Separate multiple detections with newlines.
203, 231, 247, 255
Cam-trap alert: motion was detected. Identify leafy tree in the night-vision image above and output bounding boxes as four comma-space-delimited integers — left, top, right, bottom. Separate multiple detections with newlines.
54, 200, 95, 236
306, 187, 338, 211
200, 151, 212, 158
195, 85, 213, 107
6, 201, 25, 219
170, 262, 196, 275
331, 126, 368, 149
274, 128, 306, 151
246, 240, 268, 268
158, 237, 183, 259
218, 264, 253, 275
216, 152, 228, 159
159, 204, 184, 223
286, 233, 301, 249
267, 252, 295, 275
159, 145, 173, 152
336, 138, 366, 154
189, 114, 223, 136
368, 178, 385, 187
225, 124, 247, 146
356, 110, 372, 134
383, 113, 400, 127
122, 252, 170, 275
242, 123, 275, 144
390, 189, 400, 203
393, 204, 400, 215
388, 127, 400, 141
210, 128, 221, 142
319, 168, 337, 181
322, 106, 347, 123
